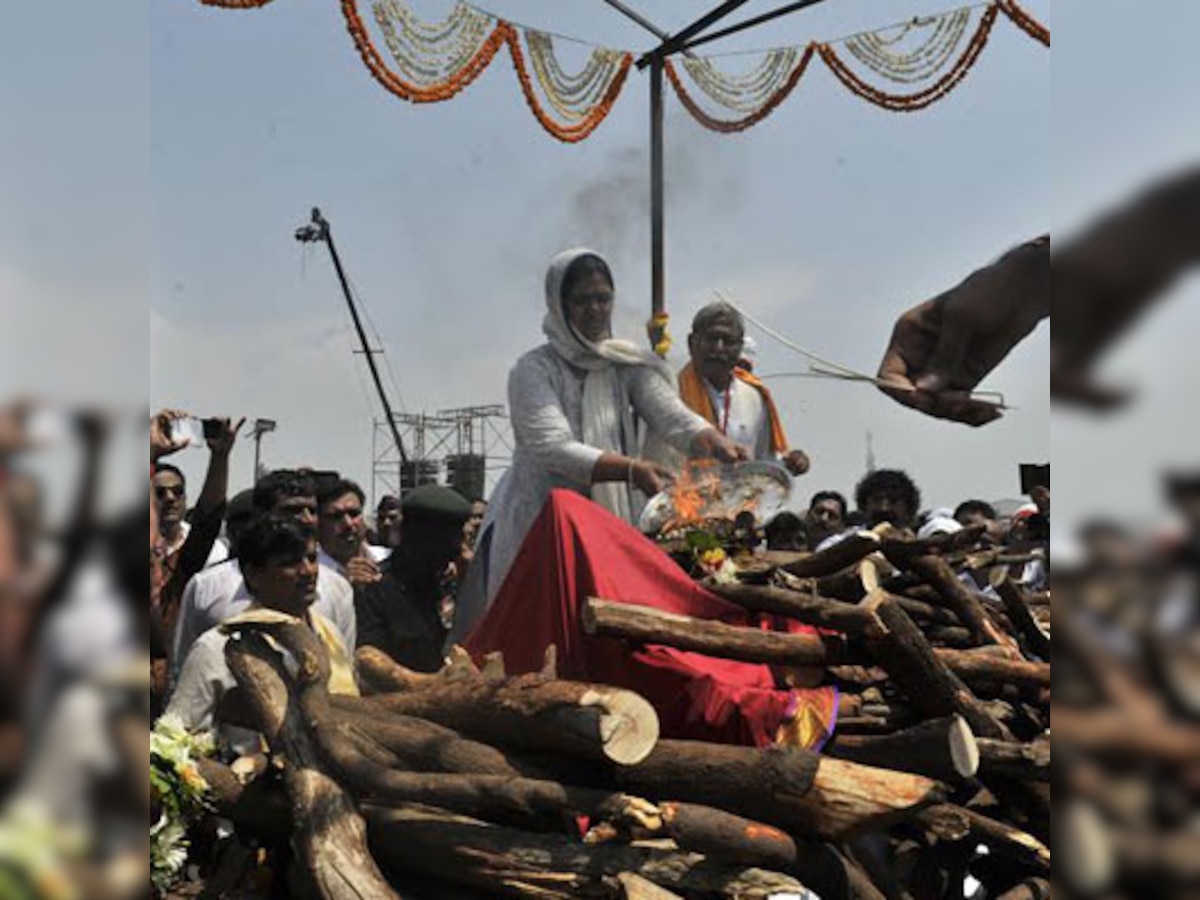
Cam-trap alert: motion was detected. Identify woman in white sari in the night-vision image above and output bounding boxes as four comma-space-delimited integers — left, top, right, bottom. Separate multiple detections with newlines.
458, 249, 744, 629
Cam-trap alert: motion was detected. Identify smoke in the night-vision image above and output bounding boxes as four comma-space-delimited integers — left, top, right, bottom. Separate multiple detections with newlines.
559, 114, 749, 318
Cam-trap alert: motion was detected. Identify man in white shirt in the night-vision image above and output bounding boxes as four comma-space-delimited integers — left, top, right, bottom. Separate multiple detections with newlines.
169, 469, 355, 687
678, 302, 811, 476
315, 476, 389, 590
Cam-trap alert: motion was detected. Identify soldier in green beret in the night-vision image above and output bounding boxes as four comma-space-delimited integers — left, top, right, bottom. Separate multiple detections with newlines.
355, 485, 472, 672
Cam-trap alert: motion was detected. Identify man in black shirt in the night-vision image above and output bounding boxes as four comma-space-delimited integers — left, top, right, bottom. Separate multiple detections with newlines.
355, 485, 472, 672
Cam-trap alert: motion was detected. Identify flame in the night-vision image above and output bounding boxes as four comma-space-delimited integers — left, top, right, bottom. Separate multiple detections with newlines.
655, 459, 773, 535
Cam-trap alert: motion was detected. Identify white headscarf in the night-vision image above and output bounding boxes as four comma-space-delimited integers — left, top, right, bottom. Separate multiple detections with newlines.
543, 248, 672, 521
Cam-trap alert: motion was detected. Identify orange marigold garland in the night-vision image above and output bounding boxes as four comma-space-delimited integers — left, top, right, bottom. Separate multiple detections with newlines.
505, 28, 632, 143
664, 47, 814, 134
817, 2, 999, 113
997, 0, 1050, 46
341, 0, 508, 104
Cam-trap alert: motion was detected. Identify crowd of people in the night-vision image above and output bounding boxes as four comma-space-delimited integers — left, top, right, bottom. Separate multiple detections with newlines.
142, 248, 1050, 762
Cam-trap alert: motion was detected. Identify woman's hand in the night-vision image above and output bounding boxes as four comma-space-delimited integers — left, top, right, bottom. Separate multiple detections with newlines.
631, 460, 675, 497
691, 428, 749, 463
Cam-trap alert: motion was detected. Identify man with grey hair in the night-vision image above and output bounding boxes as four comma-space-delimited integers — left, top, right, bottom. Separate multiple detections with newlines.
678, 302, 811, 476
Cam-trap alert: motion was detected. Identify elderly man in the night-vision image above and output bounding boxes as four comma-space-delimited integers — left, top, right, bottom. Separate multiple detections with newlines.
679, 302, 810, 476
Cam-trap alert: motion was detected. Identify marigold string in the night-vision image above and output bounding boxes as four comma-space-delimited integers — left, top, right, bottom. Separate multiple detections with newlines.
997, 0, 1050, 46
200, 0, 277, 7
816, 3, 999, 113
342, 0, 509, 104
505, 28, 632, 143
664, 46, 815, 134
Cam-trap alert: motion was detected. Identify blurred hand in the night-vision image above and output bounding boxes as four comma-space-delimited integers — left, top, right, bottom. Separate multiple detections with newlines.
782, 449, 810, 476
631, 460, 675, 497
205, 416, 245, 457
877, 236, 1049, 427
692, 428, 749, 463
150, 409, 189, 461
345, 555, 382, 589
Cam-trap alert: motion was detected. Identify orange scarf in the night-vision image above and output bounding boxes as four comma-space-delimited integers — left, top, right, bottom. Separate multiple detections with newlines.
678, 361, 789, 455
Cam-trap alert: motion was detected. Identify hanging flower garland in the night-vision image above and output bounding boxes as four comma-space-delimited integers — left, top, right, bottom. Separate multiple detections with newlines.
373, 0, 495, 86
997, 0, 1050, 46
664, 46, 815, 134
506, 27, 632, 143
680, 49, 801, 113
843, 8, 972, 84
343, 0, 509, 104
523, 31, 630, 125
817, 2, 999, 113
199, 0, 278, 7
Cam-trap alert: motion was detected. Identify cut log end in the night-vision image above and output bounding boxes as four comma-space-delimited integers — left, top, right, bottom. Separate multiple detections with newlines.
579, 688, 661, 766
949, 715, 980, 779
1059, 801, 1114, 895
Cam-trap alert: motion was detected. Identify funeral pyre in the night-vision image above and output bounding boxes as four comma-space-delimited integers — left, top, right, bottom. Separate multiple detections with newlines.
154, 513, 1050, 900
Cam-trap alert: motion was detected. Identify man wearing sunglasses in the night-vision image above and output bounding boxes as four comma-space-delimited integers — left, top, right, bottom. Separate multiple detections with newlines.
152, 464, 229, 572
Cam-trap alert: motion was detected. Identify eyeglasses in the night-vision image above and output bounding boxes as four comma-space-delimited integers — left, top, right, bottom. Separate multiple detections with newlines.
155, 485, 185, 499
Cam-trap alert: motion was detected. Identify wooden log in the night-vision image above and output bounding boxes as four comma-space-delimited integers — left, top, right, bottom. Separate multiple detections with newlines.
709, 583, 876, 635
614, 873, 684, 900
364, 804, 809, 900
249, 620, 664, 838
330, 704, 535, 778
994, 877, 1051, 900
905, 555, 1019, 651
994, 577, 1052, 659
194, 757, 292, 845
933, 648, 1051, 691
324, 718, 662, 837
612, 740, 819, 828
917, 804, 1050, 872
613, 740, 942, 841
657, 801, 800, 871
858, 589, 1014, 740
781, 531, 882, 577
924, 625, 975, 647
656, 804, 886, 900
976, 737, 1050, 782
582, 597, 847, 667
1051, 706, 1200, 765
361, 672, 661, 766
826, 715, 979, 782
356, 644, 436, 693
225, 630, 398, 900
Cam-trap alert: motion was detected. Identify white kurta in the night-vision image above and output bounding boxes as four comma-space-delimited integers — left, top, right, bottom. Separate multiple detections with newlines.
479, 344, 709, 603
169, 559, 356, 688
704, 378, 773, 462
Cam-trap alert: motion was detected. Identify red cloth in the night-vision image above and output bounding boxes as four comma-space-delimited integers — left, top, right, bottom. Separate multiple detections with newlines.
465, 489, 835, 748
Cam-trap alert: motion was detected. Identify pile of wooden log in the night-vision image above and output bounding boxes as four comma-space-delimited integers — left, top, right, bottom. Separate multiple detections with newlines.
1052, 556, 1200, 899
202, 522, 1049, 899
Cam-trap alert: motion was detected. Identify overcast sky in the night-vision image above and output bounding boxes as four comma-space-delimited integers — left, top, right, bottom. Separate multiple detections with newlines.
3, 1, 1195, 523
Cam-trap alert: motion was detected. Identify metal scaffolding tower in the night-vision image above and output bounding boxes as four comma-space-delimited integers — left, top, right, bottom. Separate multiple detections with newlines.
371, 404, 512, 506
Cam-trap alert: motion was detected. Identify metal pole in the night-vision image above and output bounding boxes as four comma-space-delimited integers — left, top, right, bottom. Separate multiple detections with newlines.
253, 431, 262, 484
299, 208, 409, 464
649, 56, 666, 334
636, 0, 752, 68
598, 0, 698, 59
680, 0, 832, 53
